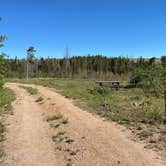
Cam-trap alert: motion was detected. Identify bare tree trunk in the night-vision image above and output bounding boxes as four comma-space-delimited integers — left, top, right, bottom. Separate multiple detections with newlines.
26, 60, 29, 81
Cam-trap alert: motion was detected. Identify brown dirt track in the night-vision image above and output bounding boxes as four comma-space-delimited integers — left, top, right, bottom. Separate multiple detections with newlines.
2, 83, 165, 166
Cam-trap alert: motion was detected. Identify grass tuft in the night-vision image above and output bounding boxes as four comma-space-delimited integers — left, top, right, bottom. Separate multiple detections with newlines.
54, 124, 60, 128
52, 131, 66, 142
20, 86, 38, 95
0, 123, 5, 142
137, 130, 153, 140
61, 118, 69, 124
47, 114, 63, 121
35, 96, 43, 102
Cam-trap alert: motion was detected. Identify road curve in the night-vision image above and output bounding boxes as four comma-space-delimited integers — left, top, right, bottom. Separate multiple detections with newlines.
3, 83, 165, 166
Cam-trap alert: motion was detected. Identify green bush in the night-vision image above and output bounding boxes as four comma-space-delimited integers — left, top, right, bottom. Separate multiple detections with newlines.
145, 107, 163, 123
130, 66, 164, 96
88, 86, 111, 96
0, 74, 4, 88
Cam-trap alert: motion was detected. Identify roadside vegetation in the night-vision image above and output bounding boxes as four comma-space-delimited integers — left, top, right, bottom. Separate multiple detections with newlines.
19, 86, 38, 95
0, 18, 15, 160
0, 87, 15, 143
0, 81, 15, 160
0, 84, 15, 159
35, 96, 43, 102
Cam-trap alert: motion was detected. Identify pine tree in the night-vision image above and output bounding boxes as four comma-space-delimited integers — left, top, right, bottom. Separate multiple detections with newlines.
26, 46, 36, 80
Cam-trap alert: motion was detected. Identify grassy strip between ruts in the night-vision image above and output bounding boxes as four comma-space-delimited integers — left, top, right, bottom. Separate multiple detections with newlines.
19, 85, 38, 95
0, 87, 15, 159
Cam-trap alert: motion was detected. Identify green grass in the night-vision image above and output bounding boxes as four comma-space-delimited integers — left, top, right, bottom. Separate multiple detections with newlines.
52, 131, 66, 142
54, 124, 60, 128
66, 163, 72, 166
0, 123, 5, 142
35, 96, 43, 102
0, 151, 4, 159
19, 86, 38, 95
0, 88, 15, 113
47, 114, 63, 121
61, 118, 69, 124
65, 138, 74, 144
0, 87, 15, 158
137, 130, 153, 140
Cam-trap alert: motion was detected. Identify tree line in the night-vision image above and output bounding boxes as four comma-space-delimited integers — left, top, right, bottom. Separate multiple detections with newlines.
5, 53, 166, 80
4, 46, 166, 97
0, 17, 7, 87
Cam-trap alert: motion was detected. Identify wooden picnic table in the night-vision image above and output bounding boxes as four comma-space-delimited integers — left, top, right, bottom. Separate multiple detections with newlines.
96, 81, 121, 88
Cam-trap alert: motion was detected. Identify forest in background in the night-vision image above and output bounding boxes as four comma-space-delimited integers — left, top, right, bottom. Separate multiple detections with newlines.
3, 55, 166, 96
4, 55, 165, 77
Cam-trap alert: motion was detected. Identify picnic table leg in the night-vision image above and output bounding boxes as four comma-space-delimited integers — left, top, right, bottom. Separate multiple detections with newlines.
99, 82, 103, 86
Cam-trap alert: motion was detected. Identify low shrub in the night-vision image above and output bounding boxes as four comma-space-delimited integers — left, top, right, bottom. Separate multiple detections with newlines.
0, 74, 4, 88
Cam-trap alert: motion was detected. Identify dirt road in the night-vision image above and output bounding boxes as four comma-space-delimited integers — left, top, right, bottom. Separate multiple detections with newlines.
3, 83, 165, 166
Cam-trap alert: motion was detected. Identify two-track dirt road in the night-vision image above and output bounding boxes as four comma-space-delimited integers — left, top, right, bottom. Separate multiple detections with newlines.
2, 83, 165, 166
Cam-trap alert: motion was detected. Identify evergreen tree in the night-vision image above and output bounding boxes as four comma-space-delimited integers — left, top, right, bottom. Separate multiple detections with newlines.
26, 46, 36, 80
0, 17, 7, 87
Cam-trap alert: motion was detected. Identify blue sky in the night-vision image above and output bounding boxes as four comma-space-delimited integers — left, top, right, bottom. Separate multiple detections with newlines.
0, 0, 166, 59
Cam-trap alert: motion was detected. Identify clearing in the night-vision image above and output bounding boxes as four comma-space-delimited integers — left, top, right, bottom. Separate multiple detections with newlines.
2, 82, 165, 166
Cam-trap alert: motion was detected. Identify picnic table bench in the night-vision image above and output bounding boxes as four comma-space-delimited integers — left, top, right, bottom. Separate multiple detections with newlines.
96, 81, 121, 88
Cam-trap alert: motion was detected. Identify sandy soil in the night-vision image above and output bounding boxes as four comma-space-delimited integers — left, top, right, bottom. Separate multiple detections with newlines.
2, 82, 165, 166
